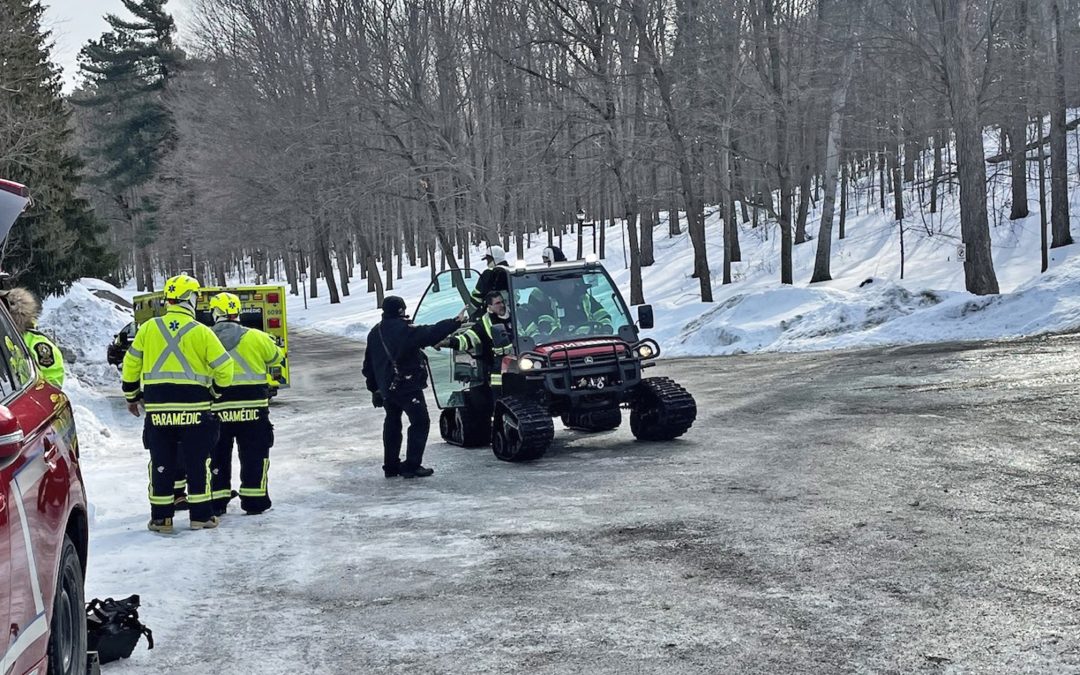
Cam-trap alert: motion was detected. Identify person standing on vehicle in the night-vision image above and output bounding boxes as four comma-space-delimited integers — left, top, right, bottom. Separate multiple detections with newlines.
207, 292, 283, 516
469, 245, 510, 317
363, 295, 467, 478
0, 287, 65, 387
122, 274, 234, 533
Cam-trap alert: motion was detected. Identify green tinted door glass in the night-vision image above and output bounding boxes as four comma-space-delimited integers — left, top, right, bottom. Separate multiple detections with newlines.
414, 269, 478, 408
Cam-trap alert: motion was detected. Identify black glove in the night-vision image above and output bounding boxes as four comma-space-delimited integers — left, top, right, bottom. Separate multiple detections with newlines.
372, 392, 384, 408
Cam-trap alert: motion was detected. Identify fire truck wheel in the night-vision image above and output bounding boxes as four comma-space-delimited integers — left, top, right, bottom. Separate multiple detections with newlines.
47, 535, 87, 675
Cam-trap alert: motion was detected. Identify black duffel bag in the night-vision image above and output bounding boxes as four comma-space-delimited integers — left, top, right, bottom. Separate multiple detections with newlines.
86, 595, 154, 664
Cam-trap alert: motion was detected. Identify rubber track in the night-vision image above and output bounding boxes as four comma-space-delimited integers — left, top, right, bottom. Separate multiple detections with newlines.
494, 395, 554, 461
631, 377, 697, 441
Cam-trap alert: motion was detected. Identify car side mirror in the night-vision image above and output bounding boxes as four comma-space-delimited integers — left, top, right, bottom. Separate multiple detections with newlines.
637, 304, 655, 330
0, 405, 24, 460
491, 324, 512, 349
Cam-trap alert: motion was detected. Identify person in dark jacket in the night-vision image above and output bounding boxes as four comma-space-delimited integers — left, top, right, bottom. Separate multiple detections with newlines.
469, 245, 510, 318
362, 295, 467, 478
541, 245, 568, 265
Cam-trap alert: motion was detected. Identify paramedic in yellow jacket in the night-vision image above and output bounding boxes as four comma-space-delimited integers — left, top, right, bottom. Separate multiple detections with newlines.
122, 274, 234, 534
0, 287, 64, 387
207, 292, 283, 516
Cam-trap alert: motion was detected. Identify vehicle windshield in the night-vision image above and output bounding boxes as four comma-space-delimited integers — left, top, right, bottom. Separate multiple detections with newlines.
511, 270, 632, 345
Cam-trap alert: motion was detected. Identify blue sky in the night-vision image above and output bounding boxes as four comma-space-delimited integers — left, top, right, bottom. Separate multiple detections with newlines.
42, 0, 190, 89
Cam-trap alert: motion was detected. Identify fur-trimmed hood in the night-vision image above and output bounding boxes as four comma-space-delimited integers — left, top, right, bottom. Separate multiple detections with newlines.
0, 287, 41, 333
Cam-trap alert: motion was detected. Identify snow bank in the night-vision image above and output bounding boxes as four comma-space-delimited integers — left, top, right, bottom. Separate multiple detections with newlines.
39, 279, 133, 461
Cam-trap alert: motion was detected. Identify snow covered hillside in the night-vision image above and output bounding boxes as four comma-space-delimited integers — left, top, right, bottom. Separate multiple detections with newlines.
282, 126, 1080, 358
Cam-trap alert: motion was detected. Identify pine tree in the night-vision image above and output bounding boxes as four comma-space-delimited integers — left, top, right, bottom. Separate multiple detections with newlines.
73, 0, 182, 291
0, 0, 112, 295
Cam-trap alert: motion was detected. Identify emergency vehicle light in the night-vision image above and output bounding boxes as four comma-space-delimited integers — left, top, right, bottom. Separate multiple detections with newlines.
267, 292, 280, 303
269, 318, 281, 329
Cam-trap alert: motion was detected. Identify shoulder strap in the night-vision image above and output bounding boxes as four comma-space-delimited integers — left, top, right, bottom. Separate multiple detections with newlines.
375, 323, 399, 373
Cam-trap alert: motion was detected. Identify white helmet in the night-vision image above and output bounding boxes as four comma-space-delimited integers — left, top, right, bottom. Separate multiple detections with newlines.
484, 245, 507, 266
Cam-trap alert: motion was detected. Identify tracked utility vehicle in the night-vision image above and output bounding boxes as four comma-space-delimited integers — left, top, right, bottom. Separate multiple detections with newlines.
414, 258, 696, 462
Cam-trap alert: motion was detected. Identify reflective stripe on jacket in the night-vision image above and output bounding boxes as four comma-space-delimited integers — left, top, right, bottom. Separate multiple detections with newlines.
210, 321, 282, 411
121, 305, 234, 412
453, 313, 512, 385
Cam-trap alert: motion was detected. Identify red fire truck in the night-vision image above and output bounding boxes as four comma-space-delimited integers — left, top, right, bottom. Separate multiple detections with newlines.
0, 178, 89, 675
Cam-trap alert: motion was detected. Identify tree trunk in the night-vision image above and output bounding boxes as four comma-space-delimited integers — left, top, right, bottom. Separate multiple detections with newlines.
1006, 0, 1030, 220
367, 253, 385, 308
764, 0, 793, 285
320, 232, 340, 303
931, 132, 944, 214
669, 181, 681, 236
1048, 0, 1072, 248
939, 0, 999, 294
336, 241, 350, 297
812, 36, 856, 283
384, 241, 394, 291
284, 250, 298, 296
892, 143, 904, 222
877, 149, 886, 211
1038, 113, 1049, 272
639, 207, 655, 267
721, 125, 733, 285
839, 158, 848, 239
795, 160, 812, 245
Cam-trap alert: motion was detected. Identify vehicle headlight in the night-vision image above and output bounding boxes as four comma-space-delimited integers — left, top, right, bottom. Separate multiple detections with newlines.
519, 356, 540, 371
634, 341, 659, 359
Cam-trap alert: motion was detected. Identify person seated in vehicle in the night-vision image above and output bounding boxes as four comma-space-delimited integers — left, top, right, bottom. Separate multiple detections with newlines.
0, 287, 64, 387
447, 291, 514, 383
516, 286, 560, 341
468, 245, 510, 318
442, 291, 514, 425
545, 280, 614, 337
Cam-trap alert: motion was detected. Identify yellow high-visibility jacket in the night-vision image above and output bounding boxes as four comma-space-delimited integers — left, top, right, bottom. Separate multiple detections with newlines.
453, 313, 513, 386
121, 305, 234, 413
210, 321, 283, 411
23, 330, 64, 388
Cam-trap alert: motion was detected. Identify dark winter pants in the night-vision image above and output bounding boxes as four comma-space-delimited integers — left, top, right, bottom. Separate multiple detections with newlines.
382, 390, 430, 471
144, 412, 218, 522
210, 409, 274, 514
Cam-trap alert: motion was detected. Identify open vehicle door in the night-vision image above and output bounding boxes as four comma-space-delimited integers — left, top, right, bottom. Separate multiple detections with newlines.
0, 179, 30, 245
412, 268, 478, 409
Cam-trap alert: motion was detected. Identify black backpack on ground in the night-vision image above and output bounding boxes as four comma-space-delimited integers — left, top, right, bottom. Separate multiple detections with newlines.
86, 595, 154, 664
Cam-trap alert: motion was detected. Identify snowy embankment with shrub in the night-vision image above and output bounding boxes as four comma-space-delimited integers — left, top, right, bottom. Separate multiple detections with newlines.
284, 123, 1080, 359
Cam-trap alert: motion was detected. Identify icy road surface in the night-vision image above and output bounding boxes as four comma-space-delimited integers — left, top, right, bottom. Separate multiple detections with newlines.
86, 331, 1080, 674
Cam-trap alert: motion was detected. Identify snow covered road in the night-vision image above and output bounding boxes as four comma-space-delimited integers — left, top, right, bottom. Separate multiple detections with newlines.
84, 330, 1080, 673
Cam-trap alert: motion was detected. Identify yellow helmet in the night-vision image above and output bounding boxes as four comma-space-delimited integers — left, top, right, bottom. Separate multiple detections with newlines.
209, 292, 242, 320
163, 274, 200, 302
